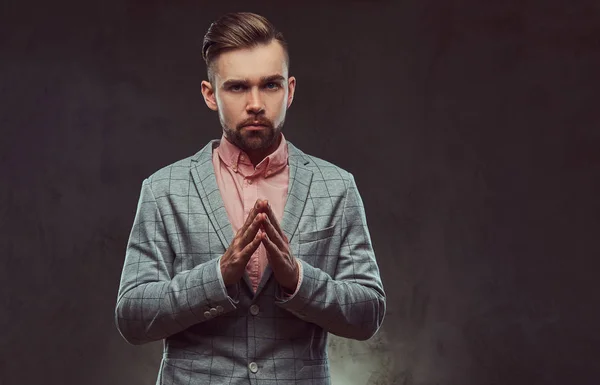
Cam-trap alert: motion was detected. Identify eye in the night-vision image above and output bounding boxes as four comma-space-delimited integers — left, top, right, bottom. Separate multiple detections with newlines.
265, 82, 280, 90
229, 84, 246, 92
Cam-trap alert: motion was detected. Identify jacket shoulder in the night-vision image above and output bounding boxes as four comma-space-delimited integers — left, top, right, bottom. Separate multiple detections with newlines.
146, 155, 196, 183
290, 143, 353, 184
145, 140, 215, 182
140, 142, 214, 196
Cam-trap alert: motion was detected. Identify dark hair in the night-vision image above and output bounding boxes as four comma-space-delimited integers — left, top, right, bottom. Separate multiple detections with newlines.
202, 12, 289, 83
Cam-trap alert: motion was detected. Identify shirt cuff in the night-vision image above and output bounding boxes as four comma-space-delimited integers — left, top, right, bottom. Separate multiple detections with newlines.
216, 255, 240, 301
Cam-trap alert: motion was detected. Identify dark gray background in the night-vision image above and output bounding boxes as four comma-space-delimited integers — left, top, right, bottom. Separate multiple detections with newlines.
1, 1, 599, 384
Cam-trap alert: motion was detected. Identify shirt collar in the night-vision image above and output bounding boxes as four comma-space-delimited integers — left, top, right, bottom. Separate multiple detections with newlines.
217, 131, 289, 174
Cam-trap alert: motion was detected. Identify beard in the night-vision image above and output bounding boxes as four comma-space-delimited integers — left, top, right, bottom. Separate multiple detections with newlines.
221, 115, 285, 153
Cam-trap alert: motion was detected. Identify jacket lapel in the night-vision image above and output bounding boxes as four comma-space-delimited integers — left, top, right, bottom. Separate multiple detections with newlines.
189, 140, 234, 251
189, 140, 256, 292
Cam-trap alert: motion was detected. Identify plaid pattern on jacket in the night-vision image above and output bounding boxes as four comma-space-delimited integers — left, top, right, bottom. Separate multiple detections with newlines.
115, 139, 386, 385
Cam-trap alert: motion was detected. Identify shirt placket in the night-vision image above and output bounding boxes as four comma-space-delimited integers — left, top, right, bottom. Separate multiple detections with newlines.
241, 162, 260, 292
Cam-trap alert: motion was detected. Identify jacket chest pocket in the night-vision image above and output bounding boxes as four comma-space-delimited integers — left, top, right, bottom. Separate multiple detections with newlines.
296, 225, 337, 270
297, 225, 336, 244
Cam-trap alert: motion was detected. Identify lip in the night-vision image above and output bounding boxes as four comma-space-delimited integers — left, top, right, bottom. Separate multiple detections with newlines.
244, 124, 267, 131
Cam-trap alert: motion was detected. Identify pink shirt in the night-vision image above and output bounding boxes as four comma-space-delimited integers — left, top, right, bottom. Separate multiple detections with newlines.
213, 132, 297, 294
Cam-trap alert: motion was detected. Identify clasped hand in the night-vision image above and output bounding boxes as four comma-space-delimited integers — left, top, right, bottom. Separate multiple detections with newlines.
220, 199, 299, 293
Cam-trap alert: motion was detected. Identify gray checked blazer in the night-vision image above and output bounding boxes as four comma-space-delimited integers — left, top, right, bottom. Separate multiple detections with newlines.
115, 138, 386, 385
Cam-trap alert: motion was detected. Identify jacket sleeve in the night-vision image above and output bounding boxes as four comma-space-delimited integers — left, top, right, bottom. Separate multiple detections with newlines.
114, 178, 239, 345
275, 173, 386, 341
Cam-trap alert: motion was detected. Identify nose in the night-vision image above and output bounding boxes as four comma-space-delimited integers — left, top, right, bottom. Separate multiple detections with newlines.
246, 87, 265, 114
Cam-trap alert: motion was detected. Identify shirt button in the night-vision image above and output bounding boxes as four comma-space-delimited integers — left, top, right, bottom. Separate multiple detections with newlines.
203, 310, 211, 318
247, 179, 253, 185
240, 155, 245, 161
266, 170, 271, 176
249, 304, 260, 316
209, 308, 218, 317
248, 362, 258, 373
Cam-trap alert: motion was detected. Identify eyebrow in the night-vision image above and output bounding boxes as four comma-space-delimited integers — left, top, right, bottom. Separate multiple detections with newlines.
222, 75, 286, 88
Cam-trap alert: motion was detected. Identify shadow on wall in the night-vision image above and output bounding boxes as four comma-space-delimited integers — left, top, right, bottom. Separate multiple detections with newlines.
328, 328, 394, 385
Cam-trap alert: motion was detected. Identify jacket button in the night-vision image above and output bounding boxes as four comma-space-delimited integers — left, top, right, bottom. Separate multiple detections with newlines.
248, 362, 258, 373
216, 305, 224, 313
249, 304, 259, 316
203, 310, 211, 318
209, 307, 218, 316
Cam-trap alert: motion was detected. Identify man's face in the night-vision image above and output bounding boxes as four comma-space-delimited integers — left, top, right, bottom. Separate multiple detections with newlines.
201, 40, 296, 153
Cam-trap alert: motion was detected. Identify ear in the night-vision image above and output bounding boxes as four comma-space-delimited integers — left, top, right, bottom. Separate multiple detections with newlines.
201, 80, 218, 111
287, 76, 296, 109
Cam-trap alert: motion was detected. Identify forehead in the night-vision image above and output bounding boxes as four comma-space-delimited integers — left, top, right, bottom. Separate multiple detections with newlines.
214, 40, 288, 82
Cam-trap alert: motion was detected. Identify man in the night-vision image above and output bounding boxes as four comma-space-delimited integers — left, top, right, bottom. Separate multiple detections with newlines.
115, 12, 386, 385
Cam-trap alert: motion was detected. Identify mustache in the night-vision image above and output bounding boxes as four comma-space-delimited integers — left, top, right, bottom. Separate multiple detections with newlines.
238, 118, 273, 129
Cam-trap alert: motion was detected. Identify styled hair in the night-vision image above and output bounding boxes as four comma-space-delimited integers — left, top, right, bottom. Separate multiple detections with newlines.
202, 12, 289, 84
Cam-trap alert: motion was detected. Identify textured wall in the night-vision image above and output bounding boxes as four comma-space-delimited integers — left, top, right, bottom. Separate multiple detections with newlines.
1, 1, 599, 384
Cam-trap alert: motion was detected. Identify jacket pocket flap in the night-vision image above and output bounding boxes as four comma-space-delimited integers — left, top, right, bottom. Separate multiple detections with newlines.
298, 225, 336, 244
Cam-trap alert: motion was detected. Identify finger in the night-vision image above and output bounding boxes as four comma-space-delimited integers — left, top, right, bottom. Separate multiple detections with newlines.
262, 214, 285, 249
256, 199, 267, 212
263, 202, 286, 242
241, 213, 265, 247
239, 201, 263, 234
240, 230, 264, 261
262, 232, 282, 266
